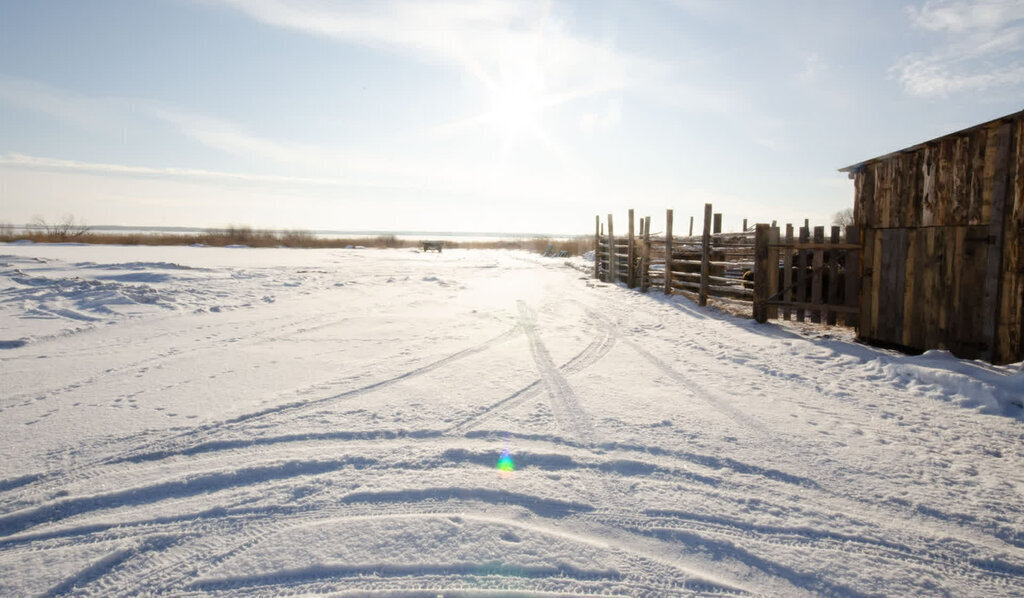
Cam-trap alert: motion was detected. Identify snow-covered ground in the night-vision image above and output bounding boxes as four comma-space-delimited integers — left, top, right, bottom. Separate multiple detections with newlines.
1, 243, 1022, 597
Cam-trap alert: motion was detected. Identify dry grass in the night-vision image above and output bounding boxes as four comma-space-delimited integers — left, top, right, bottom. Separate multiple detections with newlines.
0, 223, 594, 256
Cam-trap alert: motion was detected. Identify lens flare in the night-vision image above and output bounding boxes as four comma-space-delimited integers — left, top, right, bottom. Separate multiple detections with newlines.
497, 449, 515, 478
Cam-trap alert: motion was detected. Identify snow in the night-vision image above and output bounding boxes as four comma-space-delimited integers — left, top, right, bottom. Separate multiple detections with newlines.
1, 244, 1022, 597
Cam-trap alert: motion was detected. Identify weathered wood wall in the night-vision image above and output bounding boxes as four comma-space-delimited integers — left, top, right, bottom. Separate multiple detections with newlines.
848, 111, 1023, 364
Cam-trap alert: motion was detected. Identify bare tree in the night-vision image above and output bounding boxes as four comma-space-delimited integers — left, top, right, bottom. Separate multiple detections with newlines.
832, 207, 854, 227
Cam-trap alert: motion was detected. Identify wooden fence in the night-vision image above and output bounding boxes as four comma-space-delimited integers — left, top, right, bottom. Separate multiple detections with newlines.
594, 207, 862, 327
595, 205, 755, 304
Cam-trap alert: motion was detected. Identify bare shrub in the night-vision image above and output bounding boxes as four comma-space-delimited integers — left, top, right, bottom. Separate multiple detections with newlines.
280, 229, 315, 246
832, 208, 854, 227
30, 215, 91, 241
374, 235, 407, 248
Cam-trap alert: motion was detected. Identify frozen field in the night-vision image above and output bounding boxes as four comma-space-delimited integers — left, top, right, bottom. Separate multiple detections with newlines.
1, 243, 1022, 597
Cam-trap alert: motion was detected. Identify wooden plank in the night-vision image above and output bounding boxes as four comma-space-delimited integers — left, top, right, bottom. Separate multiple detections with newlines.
827, 226, 841, 325
768, 226, 780, 320
713, 213, 722, 234
901, 229, 917, 346
981, 122, 1001, 224
982, 121, 1012, 361
594, 215, 600, 279
674, 271, 750, 285
952, 226, 990, 359
905, 151, 923, 228
854, 166, 875, 228
876, 228, 908, 345
641, 216, 651, 293
937, 227, 953, 350
996, 117, 1023, 363
769, 242, 862, 250
906, 226, 928, 350
844, 225, 860, 329
968, 126, 988, 225
753, 223, 770, 323
874, 161, 890, 228
922, 144, 938, 226
890, 153, 905, 227
663, 210, 673, 295
951, 135, 971, 224
627, 209, 636, 289
699, 203, 712, 306
1007, 117, 1024, 362
938, 137, 955, 225
796, 226, 809, 322
811, 226, 824, 324
608, 214, 616, 284
917, 227, 938, 350
767, 301, 859, 314
870, 227, 883, 339
783, 224, 794, 321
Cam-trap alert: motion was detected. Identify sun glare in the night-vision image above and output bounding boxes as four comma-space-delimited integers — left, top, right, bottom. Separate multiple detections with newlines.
485, 36, 550, 144
490, 82, 544, 141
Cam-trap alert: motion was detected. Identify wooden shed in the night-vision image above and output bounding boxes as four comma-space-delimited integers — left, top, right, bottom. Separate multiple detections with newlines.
839, 109, 1024, 364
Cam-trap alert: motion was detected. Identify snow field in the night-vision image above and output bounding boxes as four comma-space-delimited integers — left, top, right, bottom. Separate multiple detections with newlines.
0, 244, 1022, 596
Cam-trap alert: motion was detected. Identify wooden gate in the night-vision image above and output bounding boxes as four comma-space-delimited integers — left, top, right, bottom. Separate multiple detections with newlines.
754, 224, 861, 326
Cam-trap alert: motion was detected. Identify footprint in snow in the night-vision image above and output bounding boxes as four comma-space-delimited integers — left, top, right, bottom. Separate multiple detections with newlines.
499, 531, 521, 543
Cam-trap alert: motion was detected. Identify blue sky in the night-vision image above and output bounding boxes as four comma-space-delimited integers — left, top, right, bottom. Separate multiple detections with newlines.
1, 0, 1022, 235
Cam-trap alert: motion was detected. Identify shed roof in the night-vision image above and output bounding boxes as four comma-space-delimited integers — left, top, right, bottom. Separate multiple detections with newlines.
838, 108, 1024, 174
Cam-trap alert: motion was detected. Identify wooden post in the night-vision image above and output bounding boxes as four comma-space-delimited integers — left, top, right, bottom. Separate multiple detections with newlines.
699, 203, 712, 306
688, 216, 694, 237
768, 225, 780, 319
664, 209, 674, 294
797, 225, 809, 322
713, 213, 722, 234
641, 215, 651, 292
827, 226, 841, 325
982, 121, 1012, 362
627, 209, 636, 289
594, 215, 600, 280
845, 225, 860, 329
783, 224, 794, 320
754, 223, 770, 323
743, 218, 748, 232
812, 226, 825, 324
608, 214, 616, 285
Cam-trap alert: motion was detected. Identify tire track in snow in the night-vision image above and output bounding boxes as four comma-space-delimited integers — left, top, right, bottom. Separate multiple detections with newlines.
2, 308, 332, 408
580, 511, 1022, 588
448, 311, 615, 434
103, 506, 747, 596
0, 324, 523, 506
570, 295, 1024, 580
516, 300, 596, 446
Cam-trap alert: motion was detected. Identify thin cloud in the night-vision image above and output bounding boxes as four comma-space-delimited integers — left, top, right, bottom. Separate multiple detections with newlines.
0, 153, 343, 186
208, 1, 661, 122
893, 0, 1024, 97
0, 76, 115, 130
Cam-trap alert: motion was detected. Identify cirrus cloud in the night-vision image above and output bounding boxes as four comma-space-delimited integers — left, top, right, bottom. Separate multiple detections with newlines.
892, 0, 1024, 97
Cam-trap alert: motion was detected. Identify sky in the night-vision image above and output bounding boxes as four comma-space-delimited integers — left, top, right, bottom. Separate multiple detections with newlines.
1, 0, 1023, 235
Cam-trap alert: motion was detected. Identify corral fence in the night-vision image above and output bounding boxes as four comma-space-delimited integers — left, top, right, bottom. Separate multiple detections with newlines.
594, 205, 862, 327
